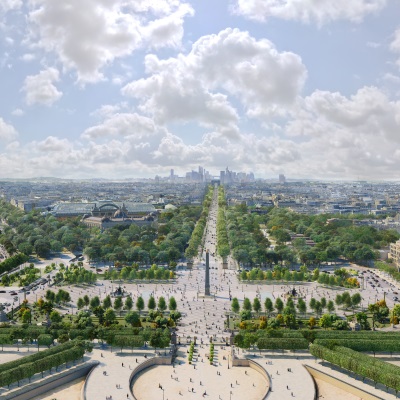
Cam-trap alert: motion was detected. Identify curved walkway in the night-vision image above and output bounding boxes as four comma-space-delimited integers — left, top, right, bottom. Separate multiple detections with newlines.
132, 346, 268, 400
233, 350, 316, 400
263, 358, 315, 400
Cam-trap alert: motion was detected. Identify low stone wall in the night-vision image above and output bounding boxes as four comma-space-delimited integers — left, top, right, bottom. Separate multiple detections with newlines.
81, 360, 99, 400
2, 361, 99, 400
305, 365, 384, 400
130, 356, 172, 400
232, 357, 249, 367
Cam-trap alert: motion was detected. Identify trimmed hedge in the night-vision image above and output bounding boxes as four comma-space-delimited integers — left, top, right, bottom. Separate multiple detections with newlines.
312, 330, 400, 339
0, 343, 84, 387
310, 344, 400, 393
110, 335, 145, 349
314, 339, 400, 353
257, 337, 309, 350
0, 341, 76, 374
0, 326, 47, 340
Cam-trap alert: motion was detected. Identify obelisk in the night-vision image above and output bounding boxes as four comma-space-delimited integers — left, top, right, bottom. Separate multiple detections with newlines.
205, 250, 210, 296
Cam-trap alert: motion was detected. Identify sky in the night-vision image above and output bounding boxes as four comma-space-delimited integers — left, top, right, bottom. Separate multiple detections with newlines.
1, 0, 400, 181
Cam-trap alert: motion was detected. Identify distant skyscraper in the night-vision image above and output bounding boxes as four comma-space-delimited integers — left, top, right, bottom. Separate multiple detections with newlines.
199, 166, 204, 182
220, 170, 225, 185
279, 174, 286, 184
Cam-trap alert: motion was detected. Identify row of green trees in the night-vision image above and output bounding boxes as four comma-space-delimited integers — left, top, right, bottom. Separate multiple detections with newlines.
53, 265, 97, 285
234, 329, 309, 351
239, 266, 360, 288
0, 340, 77, 373
226, 205, 270, 267
102, 324, 171, 352
0, 333, 53, 351
0, 326, 47, 341
232, 295, 339, 319
231, 292, 376, 332
216, 186, 230, 259
184, 186, 213, 260
234, 328, 400, 352
314, 338, 400, 354
0, 253, 28, 275
76, 294, 177, 315
310, 344, 400, 392
0, 340, 87, 388
103, 265, 173, 281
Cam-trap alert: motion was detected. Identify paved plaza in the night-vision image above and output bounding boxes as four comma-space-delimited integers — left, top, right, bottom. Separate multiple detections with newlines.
132, 347, 268, 400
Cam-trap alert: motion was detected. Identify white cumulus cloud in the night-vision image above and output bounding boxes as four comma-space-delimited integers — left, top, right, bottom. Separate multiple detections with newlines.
122, 28, 306, 133
34, 136, 71, 152
0, 117, 18, 141
232, 0, 387, 25
26, 0, 194, 83
142, 2, 194, 49
282, 86, 400, 179
82, 112, 160, 140
22, 67, 62, 106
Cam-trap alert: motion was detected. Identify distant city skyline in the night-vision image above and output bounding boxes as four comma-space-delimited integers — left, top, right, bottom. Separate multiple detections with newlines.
0, 1, 400, 180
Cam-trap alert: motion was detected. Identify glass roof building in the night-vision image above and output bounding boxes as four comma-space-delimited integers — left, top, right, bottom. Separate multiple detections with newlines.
51, 201, 156, 218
